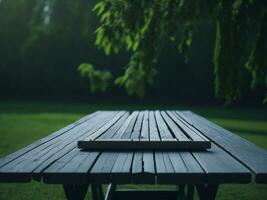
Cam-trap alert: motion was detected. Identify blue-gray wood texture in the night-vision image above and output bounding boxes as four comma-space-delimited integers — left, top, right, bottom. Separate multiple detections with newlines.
0, 110, 266, 184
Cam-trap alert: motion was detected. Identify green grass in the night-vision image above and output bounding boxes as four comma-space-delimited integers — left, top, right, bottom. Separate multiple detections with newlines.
0, 101, 267, 200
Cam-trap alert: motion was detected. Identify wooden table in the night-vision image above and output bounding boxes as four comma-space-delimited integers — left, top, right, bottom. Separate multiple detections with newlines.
0, 111, 267, 200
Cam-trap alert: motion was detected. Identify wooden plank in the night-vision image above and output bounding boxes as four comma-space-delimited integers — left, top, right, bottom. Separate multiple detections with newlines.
43, 149, 98, 184
0, 111, 100, 169
112, 113, 135, 139
149, 111, 160, 141
89, 113, 136, 184
4, 111, 112, 169
96, 114, 129, 139
155, 152, 205, 184
121, 111, 139, 139
192, 144, 251, 183
155, 152, 175, 183
0, 111, 123, 182
156, 145, 250, 184
131, 111, 144, 139
153, 112, 205, 184
179, 111, 267, 183
33, 112, 126, 176
90, 112, 138, 182
159, 111, 249, 184
42, 112, 128, 183
154, 152, 175, 183
142, 152, 155, 178
171, 111, 209, 141
155, 110, 173, 140
33, 112, 120, 181
110, 112, 139, 184
110, 152, 134, 183
160, 111, 189, 141
167, 111, 207, 141
78, 139, 211, 150
82, 111, 128, 141
131, 151, 155, 183
90, 111, 153, 184
168, 109, 251, 183
178, 152, 204, 174
131, 112, 155, 183
90, 152, 120, 183
140, 111, 149, 140
152, 111, 175, 184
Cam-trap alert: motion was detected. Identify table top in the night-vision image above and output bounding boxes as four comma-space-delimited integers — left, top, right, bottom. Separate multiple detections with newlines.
0, 110, 267, 185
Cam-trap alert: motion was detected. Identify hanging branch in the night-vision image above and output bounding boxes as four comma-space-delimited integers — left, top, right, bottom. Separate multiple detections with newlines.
79, 0, 267, 102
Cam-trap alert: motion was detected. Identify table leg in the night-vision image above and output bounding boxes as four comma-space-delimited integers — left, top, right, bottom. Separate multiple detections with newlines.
91, 184, 104, 200
63, 184, 89, 200
177, 185, 195, 200
196, 184, 219, 200
186, 185, 194, 200
105, 184, 116, 200
177, 185, 186, 199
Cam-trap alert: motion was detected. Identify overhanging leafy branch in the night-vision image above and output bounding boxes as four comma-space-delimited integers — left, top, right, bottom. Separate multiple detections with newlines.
80, 0, 267, 102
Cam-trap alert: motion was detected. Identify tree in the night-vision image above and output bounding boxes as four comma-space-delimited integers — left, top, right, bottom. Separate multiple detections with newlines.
0, 0, 98, 97
79, 0, 267, 103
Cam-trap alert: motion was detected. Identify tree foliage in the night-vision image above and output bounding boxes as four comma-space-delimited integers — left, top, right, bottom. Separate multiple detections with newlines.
82, 0, 267, 102
79, 63, 112, 92
0, 0, 98, 97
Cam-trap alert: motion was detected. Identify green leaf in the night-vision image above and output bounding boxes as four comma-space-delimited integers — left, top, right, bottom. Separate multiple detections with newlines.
78, 63, 94, 76
78, 62, 112, 92
104, 43, 111, 55
92, 2, 105, 16
132, 41, 139, 51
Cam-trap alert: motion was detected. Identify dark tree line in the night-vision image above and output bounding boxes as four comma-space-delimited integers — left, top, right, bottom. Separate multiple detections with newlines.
0, 0, 265, 103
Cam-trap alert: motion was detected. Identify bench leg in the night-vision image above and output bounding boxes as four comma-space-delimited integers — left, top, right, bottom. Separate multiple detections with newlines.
63, 184, 89, 200
196, 184, 219, 200
91, 184, 104, 200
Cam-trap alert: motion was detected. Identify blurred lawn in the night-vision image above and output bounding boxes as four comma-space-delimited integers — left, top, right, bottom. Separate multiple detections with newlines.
0, 101, 266, 200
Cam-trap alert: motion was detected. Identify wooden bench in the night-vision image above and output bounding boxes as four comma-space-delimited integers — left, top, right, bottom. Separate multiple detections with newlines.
0, 110, 267, 200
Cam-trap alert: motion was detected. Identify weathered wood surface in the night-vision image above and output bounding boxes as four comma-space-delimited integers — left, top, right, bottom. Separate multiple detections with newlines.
0, 110, 266, 184
178, 111, 267, 183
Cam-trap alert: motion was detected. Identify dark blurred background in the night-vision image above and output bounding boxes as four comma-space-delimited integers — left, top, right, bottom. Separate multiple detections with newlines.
0, 0, 263, 105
